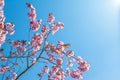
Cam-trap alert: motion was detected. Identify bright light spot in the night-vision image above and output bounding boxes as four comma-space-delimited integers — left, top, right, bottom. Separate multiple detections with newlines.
113, 0, 120, 8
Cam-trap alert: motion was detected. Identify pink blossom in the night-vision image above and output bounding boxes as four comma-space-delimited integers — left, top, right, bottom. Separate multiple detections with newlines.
26, 3, 36, 20
54, 22, 64, 29
66, 50, 74, 58
11, 73, 17, 80
0, 16, 5, 24
50, 22, 64, 34
67, 60, 73, 67
0, 65, 8, 73
56, 58, 63, 65
65, 68, 70, 76
1, 56, 7, 61
78, 61, 90, 72
42, 66, 49, 73
42, 25, 48, 38
31, 33, 43, 51
73, 56, 83, 63
38, 73, 42, 77
0, 11, 3, 17
12, 40, 20, 47
70, 69, 83, 79
47, 52, 55, 61
0, 35, 5, 46
29, 20, 41, 31
47, 13, 55, 24
8, 28, 15, 35
54, 41, 65, 56
31, 51, 36, 56
51, 65, 59, 74
0, 0, 4, 10
4, 22, 14, 29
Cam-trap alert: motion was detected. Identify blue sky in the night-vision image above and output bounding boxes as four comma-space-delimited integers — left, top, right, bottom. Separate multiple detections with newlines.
1, 0, 120, 80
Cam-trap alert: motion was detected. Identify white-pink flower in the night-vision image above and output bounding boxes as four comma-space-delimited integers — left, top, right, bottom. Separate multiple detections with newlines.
42, 66, 49, 73
66, 50, 74, 58
29, 20, 41, 31
70, 69, 83, 79
0, 65, 8, 73
31, 33, 43, 51
56, 58, 63, 65
67, 60, 73, 67
47, 13, 55, 24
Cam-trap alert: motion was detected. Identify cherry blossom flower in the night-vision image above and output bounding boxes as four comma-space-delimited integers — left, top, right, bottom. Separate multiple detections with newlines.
65, 68, 70, 76
11, 73, 17, 80
66, 50, 74, 58
0, 0, 4, 11
47, 13, 55, 24
70, 69, 83, 79
42, 25, 49, 38
67, 60, 73, 67
78, 61, 90, 72
50, 22, 64, 34
26, 2, 36, 20
31, 33, 43, 51
56, 58, 63, 65
47, 52, 55, 61
42, 66, 49, 73
51, 65, 59, 74
0, 65, 8, 73
12, 40, 20, 47
29, 20, 41, 31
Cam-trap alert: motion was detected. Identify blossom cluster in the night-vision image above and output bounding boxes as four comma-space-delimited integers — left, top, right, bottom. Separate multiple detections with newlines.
37, 41, 90, 80
0, 1, 90, 80
0, 0, 15, 47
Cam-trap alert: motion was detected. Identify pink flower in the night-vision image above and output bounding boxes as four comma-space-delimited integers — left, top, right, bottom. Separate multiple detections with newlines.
4, 22, 14, 29
73, 56, 83, 63
31, 33, 43, 51
1, 56, 7, 61
54, 22, 64, 29
0, 0, 4, 10
26, 3, 36, 20
0, 35, 5, 46
0, 11, 3, 17
0, 65, 8, 73
56, 58, 63, 65
65, 68, 70, 76
50, 22, 64, 34
42, 25, 49, 38
12, 40, 20, 47
67, 60, 73, 67
42, 66, 49, 73
11, 73, 17, 80
54, 41, 65, 56
8, 28, 15, 35
47, 13, 55, 24
78, 61, 90, 72
51, 65, 59, 74
29, 20, 41, 31
0, 16, 5, 24
66, 50, 74, 58
47, 52, 55, 61
70, 69, 83, 79
31, 51, 36, 56
38, 73, 42, 77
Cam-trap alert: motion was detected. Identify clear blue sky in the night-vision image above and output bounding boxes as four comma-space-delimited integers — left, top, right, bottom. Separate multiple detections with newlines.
1, 0, 120, 80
